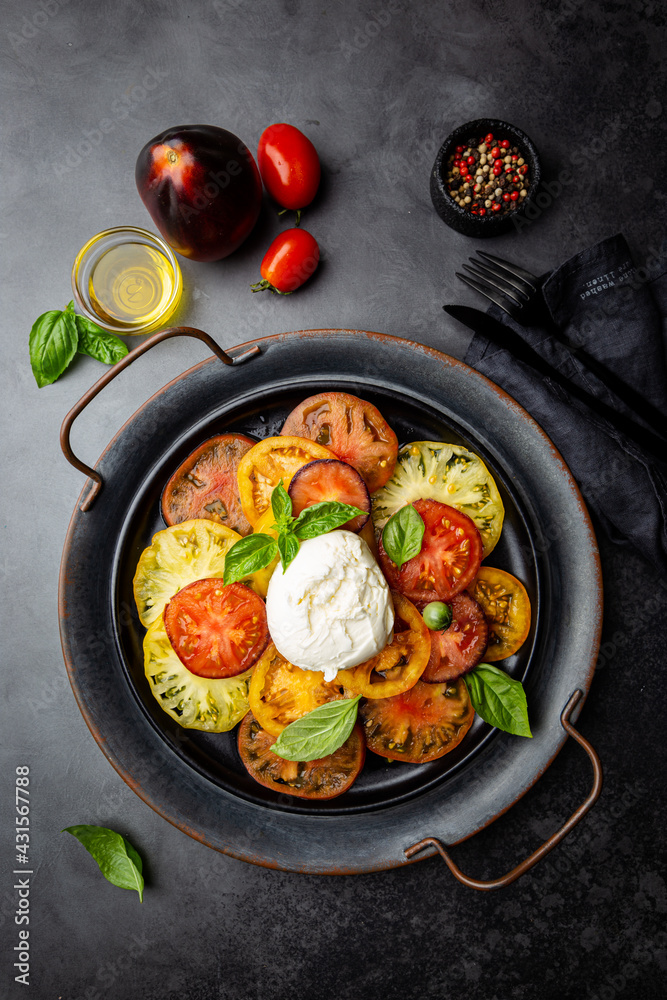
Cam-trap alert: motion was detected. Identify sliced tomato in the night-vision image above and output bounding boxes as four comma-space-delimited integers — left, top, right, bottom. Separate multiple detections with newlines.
360, 678, 474, 763
281, 392, 398, 492
236, 435, 336, 526
161, 433, 256, 534
164, 580, 268, 679
372, 440, 505, 557
248, 643, 345, 736
133, 519, 268, 628
288, 459, 370, 532
471, 567, 531, 661
238, 712, 365, 800
337, 592, 430, 699
143, 615, 252, 732
422, 591, 488, 683
378, 499, 483, 605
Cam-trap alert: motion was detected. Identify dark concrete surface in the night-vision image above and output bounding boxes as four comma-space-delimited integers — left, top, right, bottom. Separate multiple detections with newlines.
2, 1, 666, 997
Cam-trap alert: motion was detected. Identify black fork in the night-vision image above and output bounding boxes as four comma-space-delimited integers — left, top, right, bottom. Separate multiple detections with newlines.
456, 251, 667, 439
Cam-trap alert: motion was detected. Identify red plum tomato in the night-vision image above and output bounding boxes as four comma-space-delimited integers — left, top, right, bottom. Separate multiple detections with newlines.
251, 228, 320, 295
257, 123, 321, 222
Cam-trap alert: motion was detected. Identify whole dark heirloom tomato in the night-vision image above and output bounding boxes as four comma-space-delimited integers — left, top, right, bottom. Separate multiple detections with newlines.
135, 125, 262, 261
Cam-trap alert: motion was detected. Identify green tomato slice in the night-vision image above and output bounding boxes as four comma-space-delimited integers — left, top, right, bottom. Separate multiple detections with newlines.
372, 441, 504, 557
143, 615, 252, 732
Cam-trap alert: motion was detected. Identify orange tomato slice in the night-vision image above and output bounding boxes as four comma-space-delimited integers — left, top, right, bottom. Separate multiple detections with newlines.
470, 566, 531, 661
337, 592, 431, 699
236, 435, 336, 526
248, 643, 345, 736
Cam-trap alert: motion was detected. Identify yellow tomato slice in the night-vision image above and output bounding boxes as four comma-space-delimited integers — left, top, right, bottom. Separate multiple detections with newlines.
470, 566, 531, 661
248, 644, 345, 737
248, 506, 281, 598
133, 518, 270, 627
143, 615, 252, 732
337, 592, 431, 699
236, 436, 336, 526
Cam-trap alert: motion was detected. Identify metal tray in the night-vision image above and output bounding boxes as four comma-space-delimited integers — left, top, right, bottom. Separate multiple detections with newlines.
59, 328, 603, 880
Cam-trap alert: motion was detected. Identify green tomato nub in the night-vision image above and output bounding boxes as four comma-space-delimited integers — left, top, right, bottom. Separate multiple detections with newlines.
422, 601, 452, 631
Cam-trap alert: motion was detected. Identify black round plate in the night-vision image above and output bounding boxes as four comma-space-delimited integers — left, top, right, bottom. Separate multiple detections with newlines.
59, 330, 602, 873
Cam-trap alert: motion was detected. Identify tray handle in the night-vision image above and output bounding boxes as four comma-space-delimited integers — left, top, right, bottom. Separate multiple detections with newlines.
60, 326, 260, 512
404, 690, 602, 890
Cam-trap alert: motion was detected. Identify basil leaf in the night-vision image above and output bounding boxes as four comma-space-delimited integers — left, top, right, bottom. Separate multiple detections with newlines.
272, 696, 362, 761
29, 303, 78, 387
223, 533, 278, 584
293, 501, 368, 539
75, 314, 128, 365
464, 664, 532, 737
277, 529, 300, 571
63, 825, 144, 902
271, 479, 293, 526
381, 504, 424, 569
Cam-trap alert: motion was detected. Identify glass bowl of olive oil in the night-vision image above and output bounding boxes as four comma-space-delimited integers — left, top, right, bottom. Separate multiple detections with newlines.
72, 227, 183, 334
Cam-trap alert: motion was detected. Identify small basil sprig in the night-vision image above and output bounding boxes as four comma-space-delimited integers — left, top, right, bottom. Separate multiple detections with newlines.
464, 663, 532, 737
272, 696, 362, 761
29, 301, 128, 387
223, 481, 366, 582
382, 504, 425, 569
63, 825, 144, 901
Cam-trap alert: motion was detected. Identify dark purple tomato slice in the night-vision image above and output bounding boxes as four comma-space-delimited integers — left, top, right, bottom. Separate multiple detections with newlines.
164, 580, 269, 679
288, 459, 370, 532
360, 678, 474, 763
421, 591, 488, 683
161, 433, 256, 535
238, 713, 365, 800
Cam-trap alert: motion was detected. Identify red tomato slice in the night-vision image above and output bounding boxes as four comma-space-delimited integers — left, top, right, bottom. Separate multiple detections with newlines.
161, 433, 256, 535
421, 591, 488, 682
238, 713, 365, 800
281, 391, 398, 492
288, 459, 370, 532
360, 678, 474, 763
164, 580, 268, 679
257, 123, 321, 213
378, 499, 483, 605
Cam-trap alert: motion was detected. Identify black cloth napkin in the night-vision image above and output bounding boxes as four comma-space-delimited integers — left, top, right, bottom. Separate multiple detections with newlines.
464, 233, 667, 575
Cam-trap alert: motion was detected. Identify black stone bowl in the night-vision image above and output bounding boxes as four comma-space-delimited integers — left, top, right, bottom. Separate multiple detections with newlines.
430, 118, 541, 237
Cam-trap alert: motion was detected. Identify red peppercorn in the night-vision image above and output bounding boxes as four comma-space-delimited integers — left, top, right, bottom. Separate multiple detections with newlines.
459, 164, 468, 176
503, 192, 511, 202
500, 139, 510, 149
511, 154, 518, 160
456, 145, 464, 154
505, 164, 513, 172
512, 174, 520, 183
454, 158, 461, 167
478, 208, 486, 216
492, 202, 501, 212
484, 133, 494, 144
521, 164, 529, 174
510, 191, 519, 201
493, 165, 502, 176
490, 147, 500, 159
466, 155, 475, 165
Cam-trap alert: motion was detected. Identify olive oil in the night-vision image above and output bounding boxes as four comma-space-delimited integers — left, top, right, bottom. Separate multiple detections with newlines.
87, 242, 178, 328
